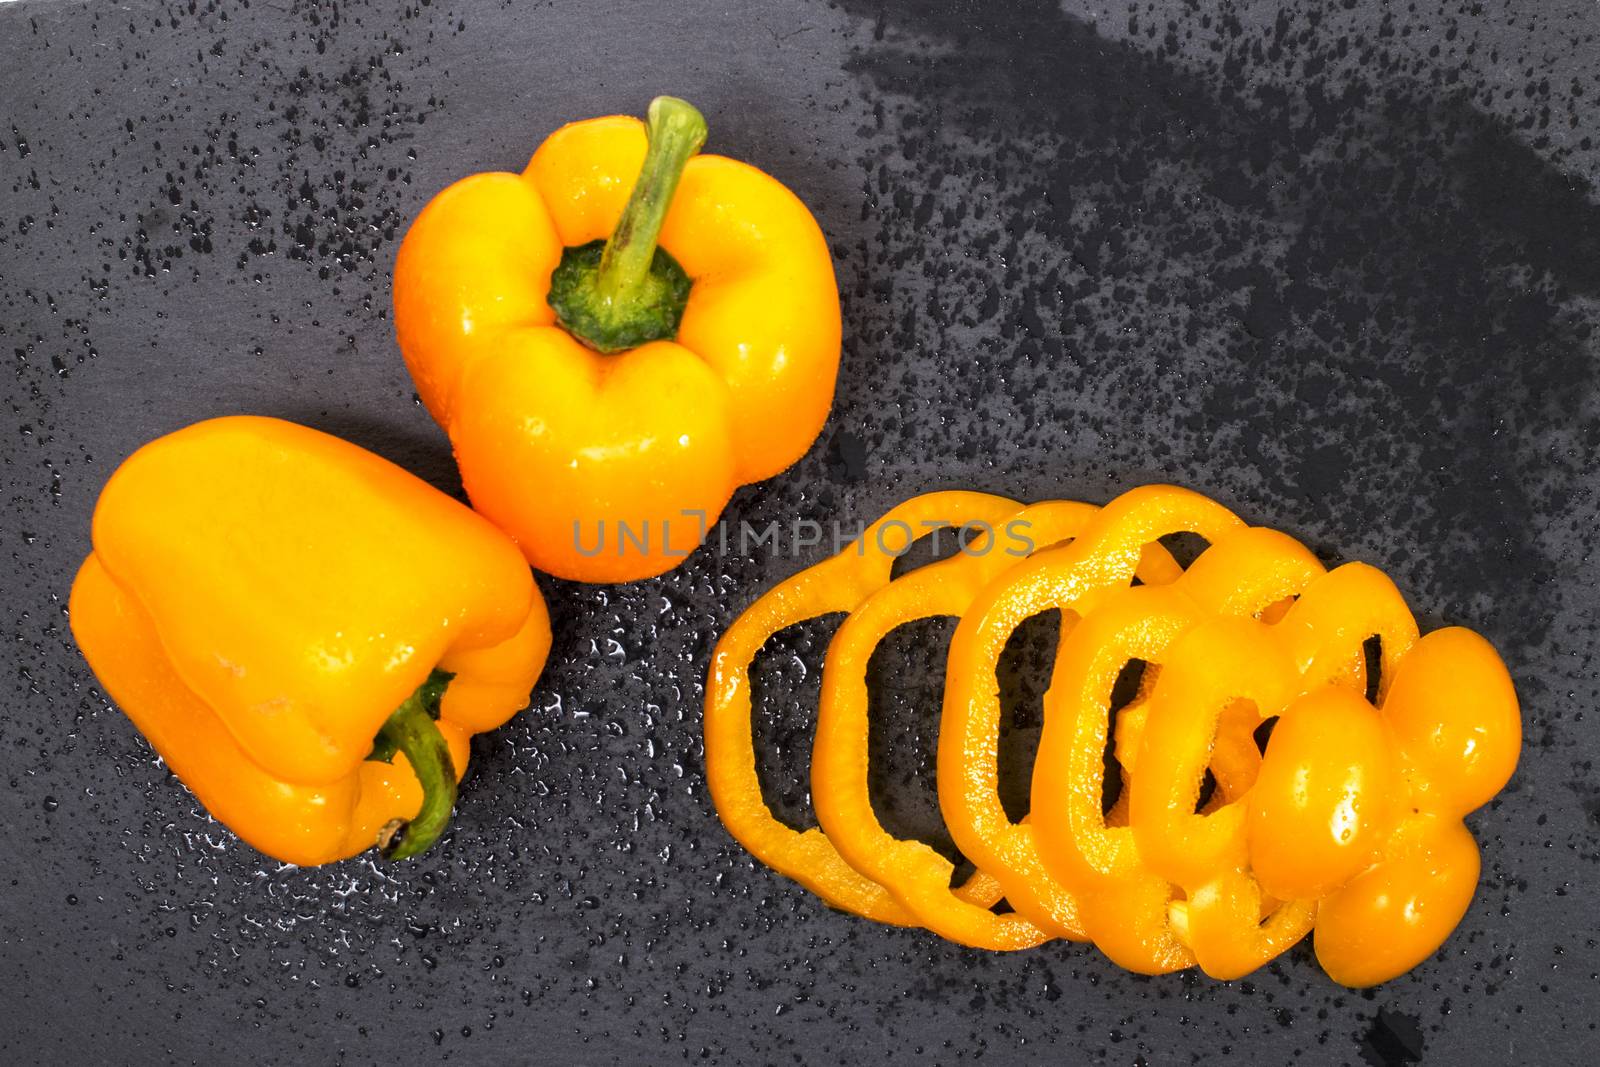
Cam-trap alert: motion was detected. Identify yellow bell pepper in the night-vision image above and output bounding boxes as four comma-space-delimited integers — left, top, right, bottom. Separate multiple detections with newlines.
394, 97, 840, 582
69, 416, 551, 865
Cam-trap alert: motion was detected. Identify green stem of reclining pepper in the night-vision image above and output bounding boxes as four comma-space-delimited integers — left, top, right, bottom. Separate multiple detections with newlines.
371, 671, 457, 861
547, 96, 707, 353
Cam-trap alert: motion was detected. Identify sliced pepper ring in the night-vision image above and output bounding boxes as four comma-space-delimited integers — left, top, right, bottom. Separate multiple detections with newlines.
1128, 552, 1424, 978
1029, 524, 1327, 973
705, 480, 1517, 984
1032, 583, 1206, 972
1273, 561, 1420, 698
814, 500, 1123, 949
1130, 616, 1314, 979
937, 485, 1245, 939
705, 491, 1024, 924
1131, 560, 1420, 887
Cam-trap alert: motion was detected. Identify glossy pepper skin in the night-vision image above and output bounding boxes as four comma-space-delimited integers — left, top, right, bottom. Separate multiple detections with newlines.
394, 97, 841, 583
69, 417, 552, 866
1311, 627, 1520, 986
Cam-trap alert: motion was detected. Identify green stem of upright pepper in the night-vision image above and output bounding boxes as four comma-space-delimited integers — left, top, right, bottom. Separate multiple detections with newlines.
547, 96, 707, 353
371, 673, 457, 861
596, 96, 707, 302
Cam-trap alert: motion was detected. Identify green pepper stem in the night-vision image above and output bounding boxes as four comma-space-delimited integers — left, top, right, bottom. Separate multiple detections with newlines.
546, 97, 704, 352
595, 96, 707, 306
373, 686, 458, 861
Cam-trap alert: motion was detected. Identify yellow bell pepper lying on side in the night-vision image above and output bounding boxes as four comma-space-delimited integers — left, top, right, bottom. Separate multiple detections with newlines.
69, 416, 551, 865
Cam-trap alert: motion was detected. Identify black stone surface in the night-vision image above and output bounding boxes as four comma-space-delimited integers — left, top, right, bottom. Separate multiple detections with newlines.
3, 0, 1598, 1063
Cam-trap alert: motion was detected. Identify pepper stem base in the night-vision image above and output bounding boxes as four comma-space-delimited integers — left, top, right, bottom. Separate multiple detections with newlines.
547, 96, 707, 354
368, 670, 457, 861
548, 239, 692, 354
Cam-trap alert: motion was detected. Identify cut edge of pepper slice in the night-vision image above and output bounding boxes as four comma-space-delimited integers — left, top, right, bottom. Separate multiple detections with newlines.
1033, 523, 1326, 974
704, 491, 1023, 925
938, 485, 1246, 943
1032, 583, 1203, 973
813, 500, 1102, 950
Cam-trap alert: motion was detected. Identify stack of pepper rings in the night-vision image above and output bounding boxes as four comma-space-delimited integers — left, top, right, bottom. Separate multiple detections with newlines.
704, 485, 1520, 986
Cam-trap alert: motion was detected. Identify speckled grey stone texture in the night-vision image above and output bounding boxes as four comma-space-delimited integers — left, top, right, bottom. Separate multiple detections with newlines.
2, 0, 1597, 1063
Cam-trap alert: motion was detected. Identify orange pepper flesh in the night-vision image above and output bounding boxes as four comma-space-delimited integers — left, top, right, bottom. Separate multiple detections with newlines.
938, 486, 1242, 942
394, 99, 840, 582
1127, 561, 1418, 979
1313, 627, 1519, 985
812, 501, 1183, 949
1130, 617, 1317, 979
1013, 488, 1516, 983
710, 484, 1520, 985
69, 416, 552, 865
1028, 521, 1325, 973
703, 492, 1024, 925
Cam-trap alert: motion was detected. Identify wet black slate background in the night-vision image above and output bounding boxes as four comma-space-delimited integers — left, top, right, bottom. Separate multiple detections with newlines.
3, 0, 1598, 1063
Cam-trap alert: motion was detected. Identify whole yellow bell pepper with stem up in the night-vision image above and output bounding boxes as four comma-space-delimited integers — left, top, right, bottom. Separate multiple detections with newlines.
69, 416, 552, 865
394, 96, 842, 582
